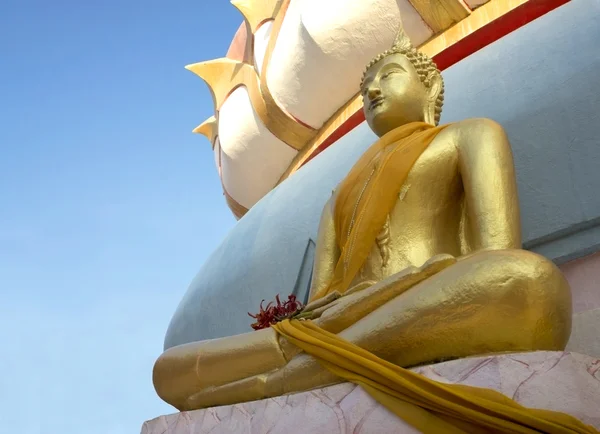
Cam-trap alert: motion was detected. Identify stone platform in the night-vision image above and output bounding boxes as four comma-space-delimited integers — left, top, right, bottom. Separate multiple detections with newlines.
141, 351, 600, 433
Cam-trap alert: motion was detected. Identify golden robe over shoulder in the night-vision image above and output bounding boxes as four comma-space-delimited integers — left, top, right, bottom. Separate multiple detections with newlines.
311, 122, 448, 302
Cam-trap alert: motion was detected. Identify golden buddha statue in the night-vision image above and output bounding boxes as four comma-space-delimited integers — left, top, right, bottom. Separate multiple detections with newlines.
153, 27, 572, 413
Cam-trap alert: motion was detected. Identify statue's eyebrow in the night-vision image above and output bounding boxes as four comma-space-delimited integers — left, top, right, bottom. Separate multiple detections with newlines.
380, 62, 406, 73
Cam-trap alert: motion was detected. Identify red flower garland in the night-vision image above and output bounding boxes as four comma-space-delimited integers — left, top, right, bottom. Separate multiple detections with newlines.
248, 294, 304, 330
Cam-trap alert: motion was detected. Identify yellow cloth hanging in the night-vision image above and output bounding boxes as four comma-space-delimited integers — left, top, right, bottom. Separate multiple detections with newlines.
310, 122, 448, 302
273, 319, 598, 434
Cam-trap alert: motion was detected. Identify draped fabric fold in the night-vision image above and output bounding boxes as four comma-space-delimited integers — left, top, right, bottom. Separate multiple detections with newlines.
273, 319, 598, 434
310, 122, 449, 302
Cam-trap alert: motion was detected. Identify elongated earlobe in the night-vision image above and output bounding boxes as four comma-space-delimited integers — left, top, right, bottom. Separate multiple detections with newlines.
425, 73, 443, 125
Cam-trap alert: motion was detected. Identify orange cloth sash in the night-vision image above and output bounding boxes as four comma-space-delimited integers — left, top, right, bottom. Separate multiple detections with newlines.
273, 320, 598, 434
310, 122, 448, 302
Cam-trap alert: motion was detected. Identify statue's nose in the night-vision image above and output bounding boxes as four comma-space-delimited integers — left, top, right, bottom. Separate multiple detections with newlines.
368, 86, 381, 100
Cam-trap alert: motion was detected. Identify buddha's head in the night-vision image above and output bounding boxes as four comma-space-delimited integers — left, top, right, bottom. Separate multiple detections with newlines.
361, 28, 444, 137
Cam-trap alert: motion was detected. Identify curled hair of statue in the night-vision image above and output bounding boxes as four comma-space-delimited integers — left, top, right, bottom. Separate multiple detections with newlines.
361, 26, 444, 125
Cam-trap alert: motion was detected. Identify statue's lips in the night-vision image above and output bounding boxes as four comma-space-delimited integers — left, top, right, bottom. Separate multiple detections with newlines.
369, 97, 385, 111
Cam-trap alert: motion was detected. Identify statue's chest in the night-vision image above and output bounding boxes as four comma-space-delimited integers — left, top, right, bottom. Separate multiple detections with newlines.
396, 141, 461, 208
355, 142, 463, 279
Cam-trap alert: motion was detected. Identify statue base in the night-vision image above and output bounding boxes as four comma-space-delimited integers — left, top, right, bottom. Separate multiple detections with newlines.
141, 351, 600, 433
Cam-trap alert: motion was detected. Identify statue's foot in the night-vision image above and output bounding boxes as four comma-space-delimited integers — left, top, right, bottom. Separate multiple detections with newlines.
185, 352, 340, 410
153, 326, 289, 410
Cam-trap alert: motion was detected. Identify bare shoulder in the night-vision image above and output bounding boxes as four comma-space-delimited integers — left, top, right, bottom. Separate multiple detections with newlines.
444, 118, 511, 153
452, 117, 504, 130
320, 193, 336, 221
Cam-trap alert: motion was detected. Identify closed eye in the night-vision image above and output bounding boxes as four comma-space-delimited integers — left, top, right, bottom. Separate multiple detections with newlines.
381, 70, 400, 79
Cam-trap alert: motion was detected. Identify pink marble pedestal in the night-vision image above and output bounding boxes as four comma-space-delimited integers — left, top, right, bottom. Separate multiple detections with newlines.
141, 351, 600, 433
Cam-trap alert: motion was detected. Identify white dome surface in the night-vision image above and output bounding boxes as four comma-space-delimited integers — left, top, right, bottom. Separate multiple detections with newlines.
219, 86, 298, 209
254, 20, 273, 75
266, 0, 432, 128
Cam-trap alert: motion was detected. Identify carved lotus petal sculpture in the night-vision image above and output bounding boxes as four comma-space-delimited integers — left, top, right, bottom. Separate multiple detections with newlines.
189, 0, 486, 218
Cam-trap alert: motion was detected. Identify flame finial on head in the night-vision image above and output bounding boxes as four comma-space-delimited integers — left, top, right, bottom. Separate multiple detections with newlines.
391, 26, 413, 52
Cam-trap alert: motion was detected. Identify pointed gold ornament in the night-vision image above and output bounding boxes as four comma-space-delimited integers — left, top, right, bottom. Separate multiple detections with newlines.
193, 116, 218, 146
185, 58, 257, 111
231, 0, 282, 33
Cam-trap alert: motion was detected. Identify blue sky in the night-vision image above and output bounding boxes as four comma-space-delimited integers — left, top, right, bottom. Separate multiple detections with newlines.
0, 1, 239, 432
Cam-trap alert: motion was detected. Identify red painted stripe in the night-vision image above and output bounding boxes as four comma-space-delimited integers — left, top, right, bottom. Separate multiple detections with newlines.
299, 0, 570, 169
303, 108, 365, 166
434, 0, 570, 70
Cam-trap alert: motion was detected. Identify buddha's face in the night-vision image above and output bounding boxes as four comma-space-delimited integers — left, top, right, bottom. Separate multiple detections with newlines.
362, 53, 432, 137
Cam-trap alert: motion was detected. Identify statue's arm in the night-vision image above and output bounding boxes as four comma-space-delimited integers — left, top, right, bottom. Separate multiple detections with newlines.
457, 118, 522, 251
309, 197, 340, 300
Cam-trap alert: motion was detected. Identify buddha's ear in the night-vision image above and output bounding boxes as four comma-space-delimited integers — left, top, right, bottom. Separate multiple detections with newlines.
424, 72, 443, 125
427, 72, 443, 103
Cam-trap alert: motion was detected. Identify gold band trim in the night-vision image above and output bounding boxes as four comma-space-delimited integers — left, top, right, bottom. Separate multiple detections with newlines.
407, 0, 471, 33
223, 185, 249, 219
419, 0, 527, 57
259, 0, 318, 145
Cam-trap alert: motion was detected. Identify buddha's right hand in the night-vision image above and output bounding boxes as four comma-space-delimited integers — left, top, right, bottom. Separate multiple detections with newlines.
299, 255, 457, 324
313, 254, 457, 334
296, 283, 377, 320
